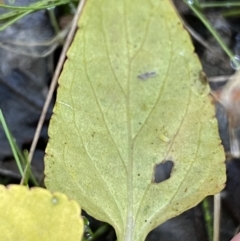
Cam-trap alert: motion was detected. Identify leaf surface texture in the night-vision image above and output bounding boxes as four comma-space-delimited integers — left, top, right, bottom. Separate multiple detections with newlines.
45, 0, 226, 240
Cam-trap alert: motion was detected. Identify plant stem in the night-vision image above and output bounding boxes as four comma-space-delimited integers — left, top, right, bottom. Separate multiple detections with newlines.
0, 0, 73, 10
0, 109, 24, 177
91, 224, 109, 241
199, 2, 240, 8
202, 198, 213, 241
0, 11, 31, 31
48, 7, 61, 36
0, 0, 78, 31
222, 9, 240, 17
0, 109, 39, 186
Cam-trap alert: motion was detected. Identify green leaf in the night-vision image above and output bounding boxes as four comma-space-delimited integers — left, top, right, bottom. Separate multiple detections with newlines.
0, 185, 83, 241
44, 0, 226, 240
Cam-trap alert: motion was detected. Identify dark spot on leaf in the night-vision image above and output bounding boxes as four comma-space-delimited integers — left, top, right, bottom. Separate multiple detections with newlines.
137, 71, 157, 80
153, 160, 174, 183
138, 174, 140, 176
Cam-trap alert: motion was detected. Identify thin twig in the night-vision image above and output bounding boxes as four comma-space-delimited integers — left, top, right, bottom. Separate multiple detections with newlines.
20, 0, 87, 185
184, 22, 214, 52
183, 22, 227, 63
214, 193, 221, 241
208, 75, 230, 83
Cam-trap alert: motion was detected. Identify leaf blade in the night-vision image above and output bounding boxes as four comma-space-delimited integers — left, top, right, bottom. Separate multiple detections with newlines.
0, 185, 83, 241
45, 0, 226, 240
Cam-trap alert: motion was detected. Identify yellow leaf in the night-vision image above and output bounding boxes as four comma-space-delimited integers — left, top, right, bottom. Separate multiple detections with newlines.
45, 0, 226, 240
0, 185, 83, 241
